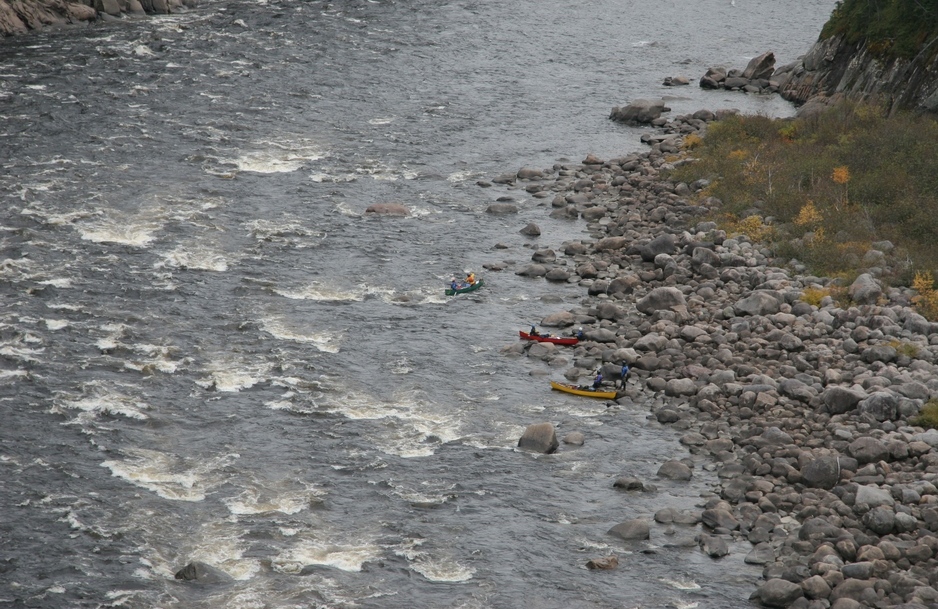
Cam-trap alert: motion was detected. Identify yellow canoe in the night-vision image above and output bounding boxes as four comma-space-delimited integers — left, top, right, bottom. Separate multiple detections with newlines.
550, 381, 618, 399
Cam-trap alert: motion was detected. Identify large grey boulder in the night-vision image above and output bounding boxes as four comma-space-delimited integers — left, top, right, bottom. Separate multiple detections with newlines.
639, 234, 677, 261
742, 51, 776, 80
486, 203, 519, 215
518, 423, 559, 454
636, 287, 686, 315
608, 519, 650, 540
849, 273, 882, 305
541, 311, 575, 327
734, 291, 780, 316
821, 386, 866, 415
757, 578, 804, 608
697, 533, 729, 557
594, 236, 630, 251
610, 99, 671, 124
657, 460, 693, 481
801, 455, 842, 489
857, 391, 899, 421
847, 437, 889, 464
365, 203, 410, 216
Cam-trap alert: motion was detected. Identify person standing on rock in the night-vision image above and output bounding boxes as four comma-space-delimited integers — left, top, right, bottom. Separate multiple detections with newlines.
618, 364, 630, 388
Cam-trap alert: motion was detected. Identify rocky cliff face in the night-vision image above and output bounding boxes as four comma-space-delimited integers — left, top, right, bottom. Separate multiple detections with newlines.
0, 0, 194, 36
774, 34, 938, 115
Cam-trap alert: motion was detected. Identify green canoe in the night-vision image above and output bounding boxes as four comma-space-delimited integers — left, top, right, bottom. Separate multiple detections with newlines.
445, 277, 484, 296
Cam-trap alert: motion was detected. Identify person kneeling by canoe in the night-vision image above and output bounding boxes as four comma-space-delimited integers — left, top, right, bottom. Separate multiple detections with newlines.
529, 325, 539, 337
592, 372, 603, 391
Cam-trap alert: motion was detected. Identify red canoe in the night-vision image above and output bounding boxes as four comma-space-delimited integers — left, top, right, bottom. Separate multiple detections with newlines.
519, 331, 578, 346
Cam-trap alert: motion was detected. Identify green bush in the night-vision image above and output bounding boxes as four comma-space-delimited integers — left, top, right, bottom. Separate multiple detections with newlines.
670, 100, 938, 283
913, 399, 938, 429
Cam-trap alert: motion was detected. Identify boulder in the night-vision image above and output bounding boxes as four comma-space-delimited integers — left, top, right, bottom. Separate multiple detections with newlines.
821, 386, 866, 415
697, 533, 729, 557
608, 519, 650, 540
847, 437, 889, 464
586, 555, 619, 570
734, 291, 780, 316
636, 287, 686, 315
364, 203, 410, 216
657, 460, 693, 481
757, 578, 804, 608
639, 234, 677, 261
848, 273, 882, 305
174, 561, 233, 583
701, 508, 739, 531
519, 223, 541, 236
801, 455, 842, 489
610, 99, 671, 124
856, 391, 898, 421
485, 203, 519, 215
741, 51, 776, 80
518, 423, 559, 454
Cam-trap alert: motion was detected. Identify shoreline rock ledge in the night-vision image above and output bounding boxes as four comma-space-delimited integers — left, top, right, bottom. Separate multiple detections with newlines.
497, 110, 938, 609
0, 0, 197, 37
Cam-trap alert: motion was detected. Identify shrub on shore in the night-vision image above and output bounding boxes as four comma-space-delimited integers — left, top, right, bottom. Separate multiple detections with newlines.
671, 100, 938, 315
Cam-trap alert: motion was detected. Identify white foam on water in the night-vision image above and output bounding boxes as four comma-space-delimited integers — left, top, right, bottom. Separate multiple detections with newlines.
447, 169, 480, 183
273, 281, 364, 302
224, 139, 325, 174
196, 357, 273, 392
368, 117, 394, 125
310, 171, 359, 183
222, 480, 325, 515
244, 218, 324, 248
104, 590, 144, 607
334, 201, 361, 216
44, 319, 68, 330
410, 556, 475, 583
258, 317, 342, 353
156, 244, 230, 272
52, 382, 150, 423
0, 344, 45, 364
37, 278, 73, 288
101, 448, 237, 501
271, 539, 383, 573
394, 540, 474, 582
461, 420, 527, 450
661, 577, 702, 591
78, 215, 160, 247
388, 357, 413, 374
0, 257, 35, 281
0, 370, 28, 382
323, 389, 461, 458
123, 343, 182, 374
95, 323, 128, 352
137, 520, 260, 584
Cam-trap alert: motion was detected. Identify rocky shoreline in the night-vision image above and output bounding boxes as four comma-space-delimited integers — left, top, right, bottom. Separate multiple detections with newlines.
494, 113, 938, 609
0, 0, 195, 37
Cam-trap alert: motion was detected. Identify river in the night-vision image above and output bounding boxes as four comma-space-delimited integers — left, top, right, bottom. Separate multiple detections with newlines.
0, 0, 834, 607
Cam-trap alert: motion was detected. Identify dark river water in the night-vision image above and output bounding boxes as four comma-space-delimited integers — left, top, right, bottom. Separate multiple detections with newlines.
1, 1, 835, 607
